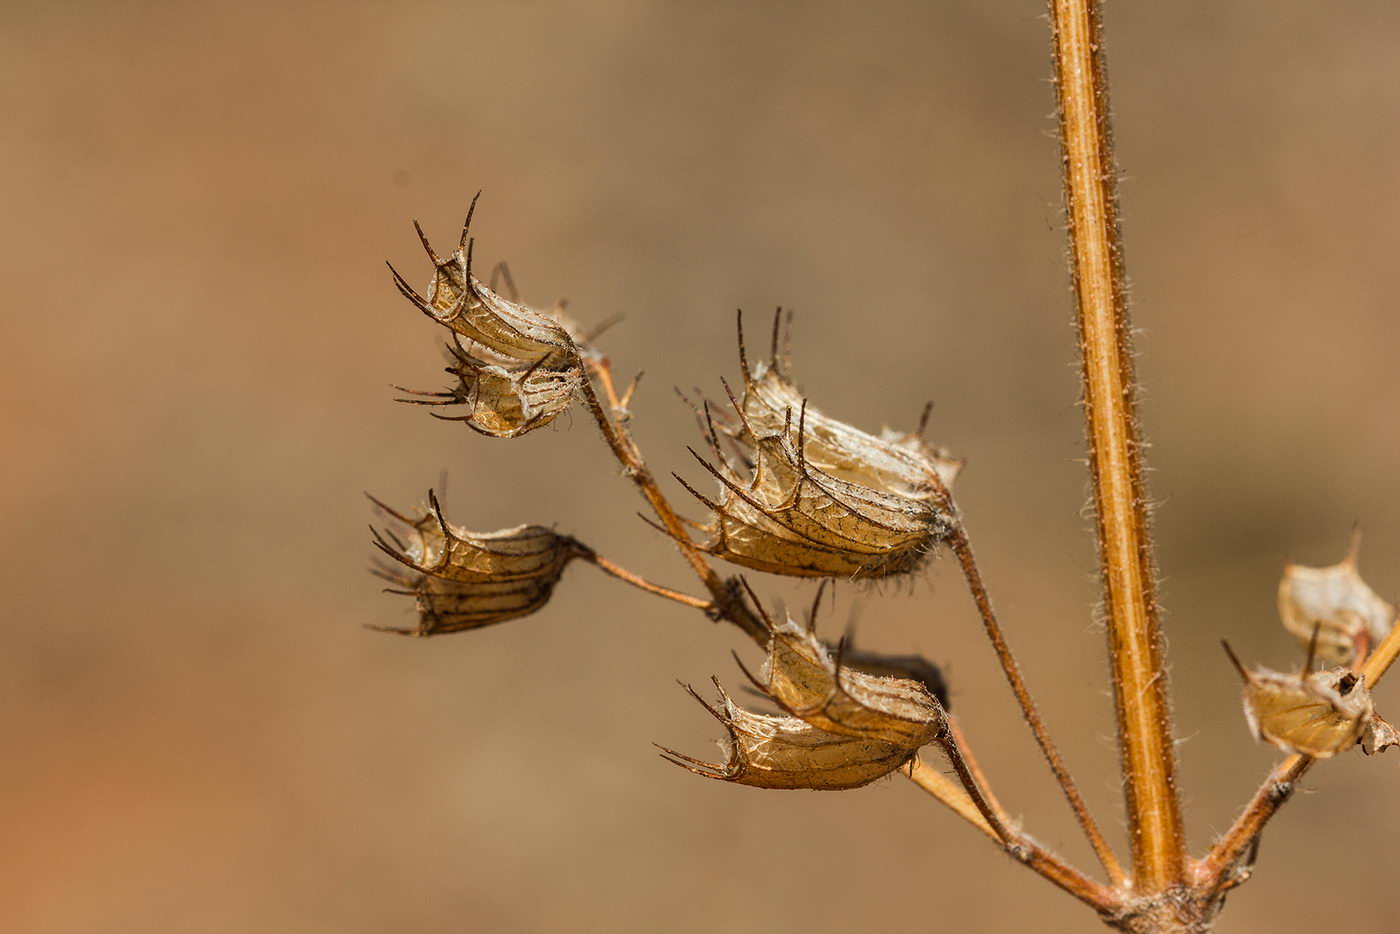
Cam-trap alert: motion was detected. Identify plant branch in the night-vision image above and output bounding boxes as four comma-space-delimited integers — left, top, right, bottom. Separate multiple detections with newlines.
574, 546, 713, 610
577, 352, 767, 645
945, 518, 1127, 887
910, 733, 1121, 916
905, 754, 999, 842
1049, 0, 1187, 891
1198, 617, 1400, 892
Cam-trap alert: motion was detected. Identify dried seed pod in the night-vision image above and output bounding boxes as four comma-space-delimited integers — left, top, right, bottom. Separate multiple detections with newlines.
716, 310, 963, 498
659, 679, 922, 790
679, 398, 954, 579
1223, 642, 1374, 758
675, 312, 958, 579
1278, 532, 1395, 666
736, 588, 946, 748
368, 490, 577, 635
1362, 715, 1400, 756
388, 195, 585, 438
396, 337, 583, 439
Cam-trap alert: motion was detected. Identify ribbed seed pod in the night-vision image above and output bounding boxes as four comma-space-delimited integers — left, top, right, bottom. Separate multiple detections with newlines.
660, 680, 928, 791
1278, 533, 1395, 666
739, 597, 946, 749
1224, 642, 1377, 758
676, 312, 957, 580
659, 592, 947, 791
368, 490, 577, 636
723, 309, 963, 497
388, 195, 585, 438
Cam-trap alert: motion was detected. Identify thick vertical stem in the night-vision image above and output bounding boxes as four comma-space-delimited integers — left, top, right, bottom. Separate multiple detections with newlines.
1049, 0, 1187, 890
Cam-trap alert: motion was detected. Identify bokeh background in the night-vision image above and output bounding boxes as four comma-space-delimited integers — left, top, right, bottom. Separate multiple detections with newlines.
5, 2, 1400, 931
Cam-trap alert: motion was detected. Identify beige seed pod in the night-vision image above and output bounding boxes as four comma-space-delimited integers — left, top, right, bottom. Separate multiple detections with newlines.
734, 586, 946, 749
678, 394, 954, 580
658, 679, 925, 791
395, 337, 583, 439
1278, 531, 1395, 666
1223, 641, 1374, 758
724, 310, 963, 498
368, 490, 577, 636
388, 194, 585, 438
675, 311, 958, 580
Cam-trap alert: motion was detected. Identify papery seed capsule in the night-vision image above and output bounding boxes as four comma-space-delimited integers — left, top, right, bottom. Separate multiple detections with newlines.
388, 194, 586, 438
675, 314, 958, 580
658, 679, 925, 791
734, 586, 946, 749
1278, 531, 1395, 666
1223, 641, 1374, 758
368, 490, 577, 635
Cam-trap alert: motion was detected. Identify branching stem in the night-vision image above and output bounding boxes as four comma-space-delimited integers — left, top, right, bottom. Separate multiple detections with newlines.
577, 352, 767, 644
913, 732, 1120, 915
1198, 617, 1400, 892
946, 520, 1126, 887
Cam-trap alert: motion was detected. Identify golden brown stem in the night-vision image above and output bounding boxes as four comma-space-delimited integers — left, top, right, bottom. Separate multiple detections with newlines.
575, 548, 713, 610
947, 524, 1127, 886
945, 716, 1010, 826
1199, 616, 1400, 892
578, 353, 767, 644
905, 755, 999, 842
909, 738, 1120, 916
1049, 0, 1186, 890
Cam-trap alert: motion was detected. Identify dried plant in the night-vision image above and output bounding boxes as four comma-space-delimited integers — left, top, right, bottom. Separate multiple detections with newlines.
361, 1, 1400, 930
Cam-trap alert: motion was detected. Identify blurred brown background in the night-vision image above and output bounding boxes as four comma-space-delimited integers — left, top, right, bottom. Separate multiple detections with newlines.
4, 1, 1400, 931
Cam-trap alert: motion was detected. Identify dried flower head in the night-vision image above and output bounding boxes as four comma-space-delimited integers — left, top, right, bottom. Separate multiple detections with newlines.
1278, 531, 1395, 666
736, 585, 946, 748
1223, 641, 1375, 758
659, 679, 930, 790
659, 587, 947, 790
675, 312, 958, 580
722, 310, 963, 496
388, 194, 586, 438
368, 490, 578, 635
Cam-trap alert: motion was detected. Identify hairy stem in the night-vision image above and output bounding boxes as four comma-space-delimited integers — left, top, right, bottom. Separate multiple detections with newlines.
1049, 0, 1186, 890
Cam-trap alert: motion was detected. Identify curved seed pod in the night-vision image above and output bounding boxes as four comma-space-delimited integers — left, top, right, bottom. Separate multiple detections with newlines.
1278, 532, 1395, 666
658, 679, 921, 791
678, 394, 953, 579
396, 337, 583, 439
735, 589, 946, 749
1223, 642, 1374, 758
715, 310, 963, 498
388, 195, 586, 438
368, 490, 578, 636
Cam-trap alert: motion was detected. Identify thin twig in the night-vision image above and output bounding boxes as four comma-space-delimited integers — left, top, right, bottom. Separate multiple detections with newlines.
915, 734, 1120, 915
905, 755, 999, 843
575, 547, 713, 610
946, 520, 1127, 887
946, 716, 1011, 826
577, 352, 767, 645
1199, 617, 1400, 892
1049, 0, 1186, 891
